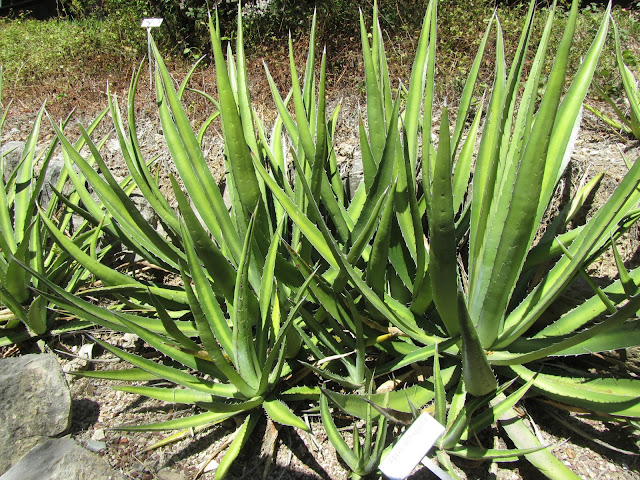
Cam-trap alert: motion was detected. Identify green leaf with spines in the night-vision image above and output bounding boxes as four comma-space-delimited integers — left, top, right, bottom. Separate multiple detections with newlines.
467, 16, 505, 283
79, 126, 182, 269
196, 396, 263, 413
498, 139, 640, 348
359, 8, 385, 165
215, 413, 259, 480
179, 259, 255, 398
469, 377, 533, 434
13, 105, 43, 246
505, 365, 640, 417
611, 240, 638, 297
153, 39, 242, 265
209, 18, 261, 214
179, 219, 233, 355
252, 153, 340, 272
70, 368, 160, 381
113, 386, 214, 404
452, 103, 483, 214
263, 398, 309, 431
500, 406, 580, 479
113, 410, 237, 432
549, 320, 640, 356
320, 393, 360, 471
427, 107, 458, 336
433, 343, 446, 426
457, 289, 497, 396
91, 336, 236, 396
232, 210, 260, 389
612, 19, 640, 139
112, 315, 225, 383
111, 77, 179, 233
447, 445, 549, 462
366, 179, 396, 296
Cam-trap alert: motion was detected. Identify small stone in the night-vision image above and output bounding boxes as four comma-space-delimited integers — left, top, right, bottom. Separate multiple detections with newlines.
78, 343, 94, 360
71, 343, 95, 371
85, 440, 107, 453
106, 139, 120, 153
121, 333, 138, 348
203, 459, 219, 473
156, 468, 186, 480
92, 429, 106, 442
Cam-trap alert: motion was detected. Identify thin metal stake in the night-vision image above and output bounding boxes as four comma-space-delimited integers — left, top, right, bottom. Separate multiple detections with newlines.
140, 18, 164, 90
147, 27, 153, 89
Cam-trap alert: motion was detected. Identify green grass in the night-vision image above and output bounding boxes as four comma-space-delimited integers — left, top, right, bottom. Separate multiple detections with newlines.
0, 15, 144, 99
0, 2, 637, 110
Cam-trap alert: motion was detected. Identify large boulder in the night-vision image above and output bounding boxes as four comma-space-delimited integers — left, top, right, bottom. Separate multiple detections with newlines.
0, 354, 71, 473
0, 437, 125, 480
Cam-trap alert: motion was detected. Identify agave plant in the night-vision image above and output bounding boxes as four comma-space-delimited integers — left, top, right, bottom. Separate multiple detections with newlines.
0, 69, 110, 345
301, 0, 640, 477
324, 0, 640, 477
29, 9, 345, 478
28, 7, 429, 476
30, 0, 640, 478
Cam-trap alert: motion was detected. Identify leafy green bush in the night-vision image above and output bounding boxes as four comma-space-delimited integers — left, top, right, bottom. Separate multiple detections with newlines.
30, 0, 640, 477
242, 0, 424, 48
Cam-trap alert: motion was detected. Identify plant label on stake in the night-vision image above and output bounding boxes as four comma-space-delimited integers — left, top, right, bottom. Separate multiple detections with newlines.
141, 18, 163, 89
379, 412, 449, 480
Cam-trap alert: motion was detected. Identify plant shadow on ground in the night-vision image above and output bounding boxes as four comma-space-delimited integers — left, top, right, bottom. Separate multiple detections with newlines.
69, 398, 100, 434
156, 415, 338, 480
511, 400, 640, 475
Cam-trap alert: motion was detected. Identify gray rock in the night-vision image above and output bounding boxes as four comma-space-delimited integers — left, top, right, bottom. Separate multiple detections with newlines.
0, 437, 124, 480
91, 428, 106, 442
120, 333, 139, 348
0, 354, 71, 473
131, 192, 159, 229
39, 154, 66, 208
85, 440, 107, 453
344, 160, 364, 199
1, 141, 25, 181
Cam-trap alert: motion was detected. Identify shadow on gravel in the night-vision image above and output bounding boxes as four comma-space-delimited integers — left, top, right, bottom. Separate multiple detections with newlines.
157, 418, 336, 480
69, 398, 100, 434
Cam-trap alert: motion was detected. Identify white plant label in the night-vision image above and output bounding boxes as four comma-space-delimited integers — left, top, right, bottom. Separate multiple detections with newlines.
141, 18, 163, 27
379, 412, 445, 480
